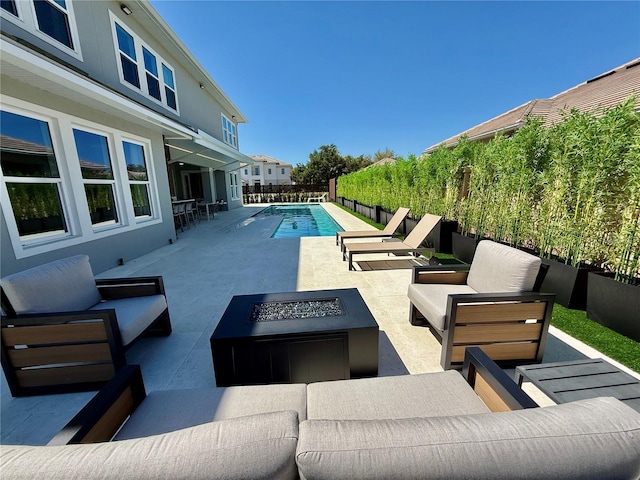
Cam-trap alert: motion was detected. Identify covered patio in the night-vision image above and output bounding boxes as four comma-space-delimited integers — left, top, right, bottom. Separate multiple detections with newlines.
1, 203, 633, 445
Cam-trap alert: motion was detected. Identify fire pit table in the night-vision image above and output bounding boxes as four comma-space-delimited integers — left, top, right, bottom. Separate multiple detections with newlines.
210, 288, 379, 386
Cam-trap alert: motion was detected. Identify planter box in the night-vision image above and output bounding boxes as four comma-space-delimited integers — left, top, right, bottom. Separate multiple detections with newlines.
426, 220, 458, 254
586, 272, 640, 342
540, 258, 601, 310
451, 232, 479, 264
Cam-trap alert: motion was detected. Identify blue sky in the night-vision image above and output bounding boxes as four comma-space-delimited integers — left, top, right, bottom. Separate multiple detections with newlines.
150, 1, 640, 166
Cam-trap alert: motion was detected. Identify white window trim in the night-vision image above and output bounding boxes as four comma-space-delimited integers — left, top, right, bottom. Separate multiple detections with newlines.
229, 171, 240, 200
221, 113, 238, 149
0, 0, 83, 60
1, 97, 163, 259
109, 11, 180, 114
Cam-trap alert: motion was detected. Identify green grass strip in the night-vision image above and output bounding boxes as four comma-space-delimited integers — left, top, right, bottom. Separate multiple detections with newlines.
551, 305, 640, 373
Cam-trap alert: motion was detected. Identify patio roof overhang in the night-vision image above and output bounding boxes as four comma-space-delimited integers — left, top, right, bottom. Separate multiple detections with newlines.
164, 130, 257, 171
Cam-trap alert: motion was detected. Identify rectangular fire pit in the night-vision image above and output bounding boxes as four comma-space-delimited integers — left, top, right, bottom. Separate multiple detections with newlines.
210, 288, 379, 386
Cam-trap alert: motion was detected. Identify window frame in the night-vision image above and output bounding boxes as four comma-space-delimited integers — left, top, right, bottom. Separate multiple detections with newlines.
71, 126, 122, 232
121, 137, 155, 221
1, 99, 163, 259
229, 171, 240, 200
0, 0, 82, 60
221, 113, 238, 149
109, 12, 180, 114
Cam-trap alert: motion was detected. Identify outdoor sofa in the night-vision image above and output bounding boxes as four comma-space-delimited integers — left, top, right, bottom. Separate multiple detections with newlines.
1, 255, 172, 396
408, 239, 554, 369
2, 348, 639, 479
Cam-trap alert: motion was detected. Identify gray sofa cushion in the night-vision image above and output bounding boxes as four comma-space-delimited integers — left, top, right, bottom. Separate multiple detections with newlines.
1, 255, 101, 314
307, 370, 489, 420
407, 283, 476, 331
2, 411, 300, 480
296, 397, 640, 480
90, 295, 167, 346
467, 240, 541, 293
115, 384, 307, 439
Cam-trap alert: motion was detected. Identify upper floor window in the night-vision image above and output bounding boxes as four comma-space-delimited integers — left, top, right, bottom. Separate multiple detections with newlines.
268, 168, 272, 175
221, 114, 237, 148
281, 168, 285, 175
111, 13, 178, 113
244, 168, 248, 175
253, 166, 260, 175
1, 0, 81, 58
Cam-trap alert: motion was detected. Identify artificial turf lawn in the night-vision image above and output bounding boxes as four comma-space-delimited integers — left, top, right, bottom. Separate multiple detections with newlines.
551, 304, 640, 373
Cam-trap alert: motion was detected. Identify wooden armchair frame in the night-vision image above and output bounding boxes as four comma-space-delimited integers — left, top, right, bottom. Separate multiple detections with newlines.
410, 264, 554, 370
49, 347, 537, 446
1, 277, 171, 397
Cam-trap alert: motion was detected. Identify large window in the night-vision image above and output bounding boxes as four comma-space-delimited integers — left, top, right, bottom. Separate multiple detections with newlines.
0, 110, 68, 241
111, 14, 178, 112
0, 0, 81, 57
123, 140, 152, 218
1, 103, 161, 258
222, 114, 237, 148
73, 129, 119, 228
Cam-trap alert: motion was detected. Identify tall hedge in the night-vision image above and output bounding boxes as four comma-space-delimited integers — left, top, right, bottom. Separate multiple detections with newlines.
337, 97, 640, 281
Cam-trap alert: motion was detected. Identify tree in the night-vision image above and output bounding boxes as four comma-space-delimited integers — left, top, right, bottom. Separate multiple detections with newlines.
373, 148, 395, 163
344, 154, 373, 172
304, 144, 347, 184
290, 163, 307, 184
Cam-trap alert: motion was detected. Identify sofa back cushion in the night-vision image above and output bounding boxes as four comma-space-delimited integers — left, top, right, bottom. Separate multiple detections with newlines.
467, 240, 541, 293
2, 411, 300, 480
296, 397, 640, 480
1, 255, 102, 314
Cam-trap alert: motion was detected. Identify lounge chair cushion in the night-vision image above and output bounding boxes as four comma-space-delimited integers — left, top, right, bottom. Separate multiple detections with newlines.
296, 397, 640, 480
2, 411, 300, 480
407, 283, 477, 331
467, 240, 541, 293
89, 295, 167, 346
307, 370, 489, 420
115, 384, 307, 439
1, 255, 101, 314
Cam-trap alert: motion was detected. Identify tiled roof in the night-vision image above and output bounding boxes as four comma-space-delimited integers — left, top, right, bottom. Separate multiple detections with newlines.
424, 58, 640, 153
366, 157, 397, 168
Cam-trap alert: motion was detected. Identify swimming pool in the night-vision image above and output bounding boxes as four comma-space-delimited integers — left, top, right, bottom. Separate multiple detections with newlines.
255, 205, 342, 238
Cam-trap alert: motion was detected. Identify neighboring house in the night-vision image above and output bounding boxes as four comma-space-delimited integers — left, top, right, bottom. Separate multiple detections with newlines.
423, 58, 640, 153
242, 155, 292, 188
0, 0, 254, 275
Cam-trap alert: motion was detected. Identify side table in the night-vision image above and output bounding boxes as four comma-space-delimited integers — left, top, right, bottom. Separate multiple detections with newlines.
515, 358, 640, 413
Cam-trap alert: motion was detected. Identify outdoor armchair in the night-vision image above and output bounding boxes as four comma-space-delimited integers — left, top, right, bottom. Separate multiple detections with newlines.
343, 213, 441, 271
408, 240, 554, 370
1, 255, 171, 396
336, 207, 410, 252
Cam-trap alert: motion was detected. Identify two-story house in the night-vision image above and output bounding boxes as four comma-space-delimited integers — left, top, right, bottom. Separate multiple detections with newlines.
243, 155, 292, 189
0, 0, 254, 275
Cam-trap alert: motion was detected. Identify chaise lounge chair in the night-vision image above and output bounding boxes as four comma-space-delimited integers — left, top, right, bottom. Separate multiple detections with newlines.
343, 213, 442, 271
336, 207, 410, 252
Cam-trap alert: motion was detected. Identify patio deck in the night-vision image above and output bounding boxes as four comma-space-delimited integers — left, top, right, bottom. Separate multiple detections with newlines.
1, 203, 636, 445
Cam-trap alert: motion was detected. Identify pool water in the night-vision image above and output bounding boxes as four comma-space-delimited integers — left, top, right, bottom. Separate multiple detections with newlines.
256, 205, 342, 238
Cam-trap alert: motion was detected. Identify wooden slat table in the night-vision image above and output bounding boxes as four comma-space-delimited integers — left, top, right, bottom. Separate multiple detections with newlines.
515, 358, 640, 413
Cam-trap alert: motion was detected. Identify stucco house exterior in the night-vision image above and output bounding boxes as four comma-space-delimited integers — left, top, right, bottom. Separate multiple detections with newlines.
243, 155, 292, 188
0, 0, 254, 275
423, 58, 640, 153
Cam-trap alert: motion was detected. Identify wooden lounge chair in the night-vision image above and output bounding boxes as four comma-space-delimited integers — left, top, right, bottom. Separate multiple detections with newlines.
343, 213, 442, 271
408, 240, 554, 370
336, 207, 410, 252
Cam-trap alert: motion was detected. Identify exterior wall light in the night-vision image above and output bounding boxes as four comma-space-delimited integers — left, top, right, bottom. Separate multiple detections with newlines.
121, 4, 132, 15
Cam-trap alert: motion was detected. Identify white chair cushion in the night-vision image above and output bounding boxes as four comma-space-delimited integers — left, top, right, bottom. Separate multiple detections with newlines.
90, 295, 167, 346
467, 240, 541, 293
407, 283, 477, 331
307, 370, 489, 420
2, 411, 300, 480
1, 255, 101, 314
